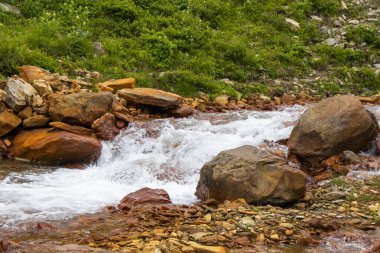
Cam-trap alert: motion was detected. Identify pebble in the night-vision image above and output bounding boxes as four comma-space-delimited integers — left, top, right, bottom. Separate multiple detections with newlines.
279, 223, 294, 229
270, 234, 279, 241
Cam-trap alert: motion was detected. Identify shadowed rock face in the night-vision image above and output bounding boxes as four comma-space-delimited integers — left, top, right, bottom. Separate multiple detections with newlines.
288, 95, 378, 167
0, 110, 22, 137
49, 92, 114, 127
196, 145, 307, 205
10, 128, 101, 166
117, 88, 183, 108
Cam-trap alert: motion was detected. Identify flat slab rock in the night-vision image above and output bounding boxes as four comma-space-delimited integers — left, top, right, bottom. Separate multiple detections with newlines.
97, 78, 135, 93
117, 88, 183, 108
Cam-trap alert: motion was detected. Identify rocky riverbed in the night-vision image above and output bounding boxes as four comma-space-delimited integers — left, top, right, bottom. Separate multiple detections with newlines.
0, 66, 380, 252
0, 170, 379, 252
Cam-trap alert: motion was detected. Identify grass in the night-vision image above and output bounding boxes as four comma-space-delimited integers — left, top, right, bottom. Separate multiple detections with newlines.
0, 0, 378, 97
331, 176, 348, 188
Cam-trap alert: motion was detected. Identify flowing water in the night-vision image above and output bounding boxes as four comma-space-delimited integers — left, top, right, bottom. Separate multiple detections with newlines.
0, 106, 306, 228
0, 105, 379, 252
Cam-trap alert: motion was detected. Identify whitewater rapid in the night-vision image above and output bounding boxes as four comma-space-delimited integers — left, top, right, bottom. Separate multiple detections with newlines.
0, 106, 306, 227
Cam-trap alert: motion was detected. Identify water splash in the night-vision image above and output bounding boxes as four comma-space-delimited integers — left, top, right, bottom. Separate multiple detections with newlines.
1, 106, 306, 227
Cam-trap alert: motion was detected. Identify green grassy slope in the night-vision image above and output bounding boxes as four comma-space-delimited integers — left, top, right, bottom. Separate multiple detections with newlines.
0, 0, 379, 98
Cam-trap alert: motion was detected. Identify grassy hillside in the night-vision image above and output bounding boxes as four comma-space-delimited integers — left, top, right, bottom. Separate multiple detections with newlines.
0, 0, 379, 98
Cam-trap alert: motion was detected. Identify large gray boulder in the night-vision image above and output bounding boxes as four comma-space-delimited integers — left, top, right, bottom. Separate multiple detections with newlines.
288, 95, 378, 167
5, 77, 38, 112
195, 145, 307, 205
49, 92, 114, 127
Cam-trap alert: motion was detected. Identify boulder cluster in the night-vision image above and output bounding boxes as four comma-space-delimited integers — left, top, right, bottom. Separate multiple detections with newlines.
0, 66, 188, 166
196, 95, 379, 205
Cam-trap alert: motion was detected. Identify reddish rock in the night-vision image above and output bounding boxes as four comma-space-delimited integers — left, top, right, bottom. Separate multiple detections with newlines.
169, 105, 194, 118
235, 236, 250, 246
49, 122, 94, 137
313, 171, 331, 182
0, 240, 17, 252
307, 218, 341, 231
113, 111, 133, 122
11, 128, 101, 165
118, 187, 172, 210
92, 113, 120, 140
36, 222, 56, 230
116, 119, 126, 129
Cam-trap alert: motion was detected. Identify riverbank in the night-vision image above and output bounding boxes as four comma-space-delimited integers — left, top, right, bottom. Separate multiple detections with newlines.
1, 167, 379, 252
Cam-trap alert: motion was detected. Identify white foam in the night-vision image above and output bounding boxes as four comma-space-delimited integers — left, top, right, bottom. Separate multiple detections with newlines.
0, 106, 305, 227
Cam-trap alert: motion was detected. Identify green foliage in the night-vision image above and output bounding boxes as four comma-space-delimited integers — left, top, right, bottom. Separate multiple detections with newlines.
317, 81, 341, 96
312, 45, 366, 69
331, 176, 348, 188
0, 0, 374, 96
346, 26, 380, 49
310, 0, 340, 16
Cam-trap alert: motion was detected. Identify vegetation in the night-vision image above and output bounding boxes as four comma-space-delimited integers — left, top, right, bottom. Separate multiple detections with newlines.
0, 0, 378, 97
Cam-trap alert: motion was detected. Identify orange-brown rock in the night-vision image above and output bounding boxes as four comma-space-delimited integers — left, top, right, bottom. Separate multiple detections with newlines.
11, 128, 101, 165
98, 78, 136, 93
112, 111, 133, 123
49, 92, 114, 126
19, 65, 58, 84
0, 110, 22, 137
92, 113, 119, 140
118, 187, 172, 210
49, 122, 94, 137
23, 115, 50, 128
117, 88, 183, 108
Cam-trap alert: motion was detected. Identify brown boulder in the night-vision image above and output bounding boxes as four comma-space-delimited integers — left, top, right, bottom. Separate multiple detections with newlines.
169, 105, 194, 117
118, 187, 172, 210
11, 128, 101, 165
92, 113, 120, 140
97, 78, 135, 93
195, 145, 307, 205
18, 106, 33, 120
288, 96, 378, 167
23, 115, 50, 128
117, 88, 183, 108
0, 110, 22, 137
19, 65, 58, 84
49, 122, 94, 137
49, 92, 114, 126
